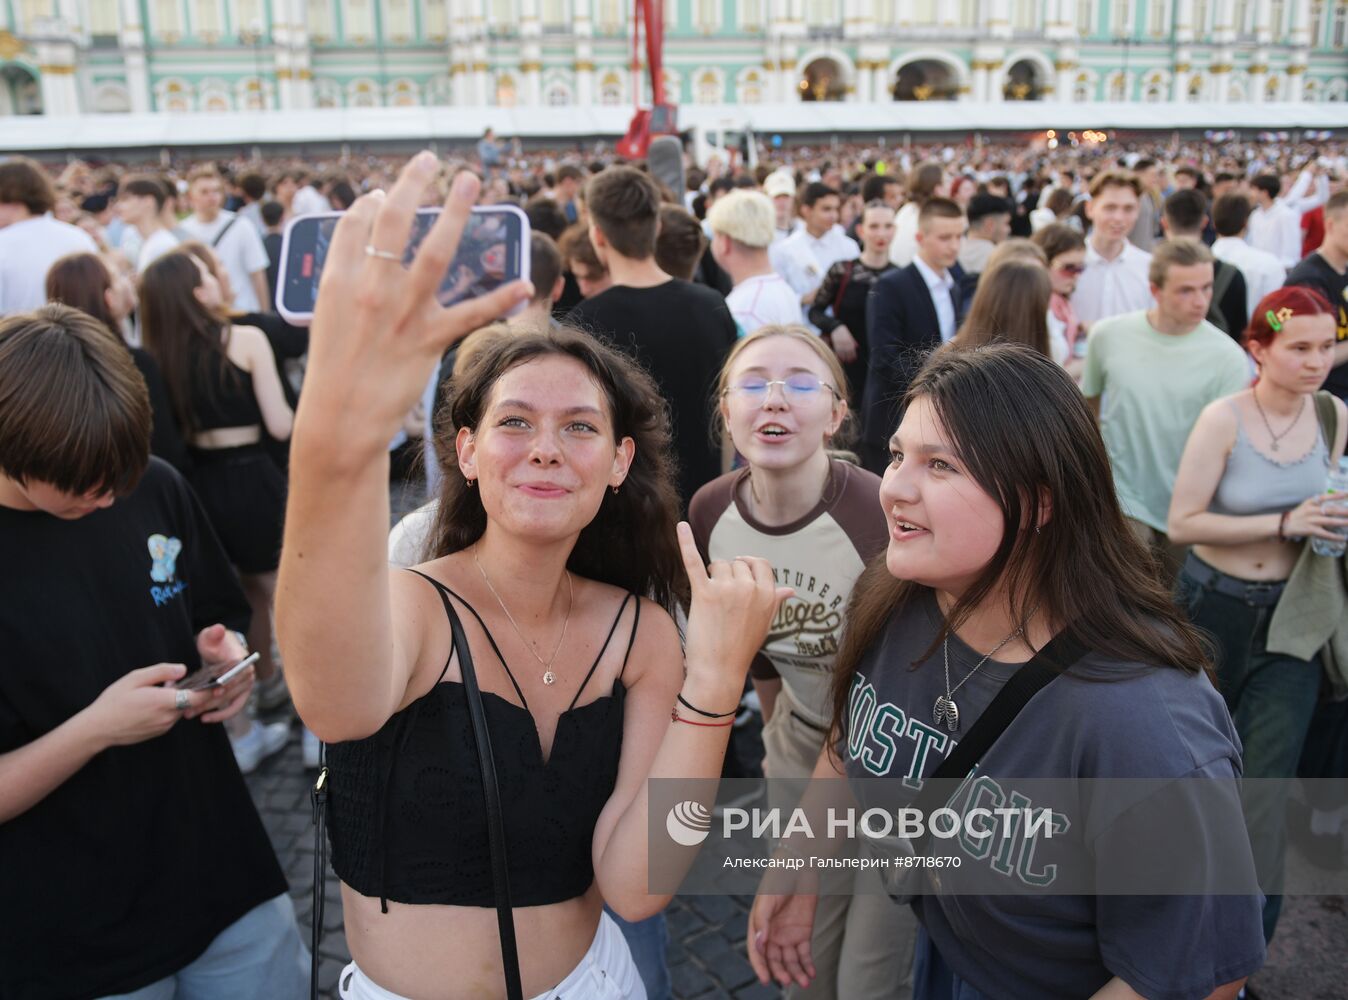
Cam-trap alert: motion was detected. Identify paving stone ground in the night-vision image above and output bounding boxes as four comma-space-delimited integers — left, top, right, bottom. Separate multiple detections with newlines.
242, 473, 1344, 998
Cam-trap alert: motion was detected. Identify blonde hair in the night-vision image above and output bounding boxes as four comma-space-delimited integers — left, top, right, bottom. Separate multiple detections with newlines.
706, 189, 776, 249
1148, 237, 1213, 288
713, 324, 855, 454
985, 238, 1047, 271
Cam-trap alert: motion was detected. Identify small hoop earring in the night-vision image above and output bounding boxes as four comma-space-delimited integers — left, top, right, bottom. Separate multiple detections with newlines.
611, 485, 620, 495
466, 478, 477, 489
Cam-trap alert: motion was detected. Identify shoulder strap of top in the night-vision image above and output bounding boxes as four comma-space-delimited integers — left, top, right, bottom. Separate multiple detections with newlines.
567, 591, 636, 711
620, 595, 642, 679
406, 568, 528, 711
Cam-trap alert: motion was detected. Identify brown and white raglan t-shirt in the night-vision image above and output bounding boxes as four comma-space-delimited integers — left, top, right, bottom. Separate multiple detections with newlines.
688, 459, 887, 729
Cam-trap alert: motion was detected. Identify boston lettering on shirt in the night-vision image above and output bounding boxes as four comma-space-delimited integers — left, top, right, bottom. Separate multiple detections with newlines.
689, 460, 886, 728
842, 591, 1265, 1000
0, 459, 287, 1000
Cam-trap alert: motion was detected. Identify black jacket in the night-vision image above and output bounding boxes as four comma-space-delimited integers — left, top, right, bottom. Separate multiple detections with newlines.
861, 260, 968, 472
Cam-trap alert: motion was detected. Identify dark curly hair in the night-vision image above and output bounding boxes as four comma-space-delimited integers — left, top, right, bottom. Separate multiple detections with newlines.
429, 326, 688, 613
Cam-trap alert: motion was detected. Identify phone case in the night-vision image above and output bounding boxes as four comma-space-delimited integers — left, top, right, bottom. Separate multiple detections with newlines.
274, 204, 532, 327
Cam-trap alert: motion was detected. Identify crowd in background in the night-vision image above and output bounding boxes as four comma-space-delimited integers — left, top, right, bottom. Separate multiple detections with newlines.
2, 127, 1348, 1000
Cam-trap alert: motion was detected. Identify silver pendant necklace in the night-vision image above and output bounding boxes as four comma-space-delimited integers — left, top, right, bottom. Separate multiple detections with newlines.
473, 544, 573, 685
933, 611, 1036, 732
1251, 385, 1306, 453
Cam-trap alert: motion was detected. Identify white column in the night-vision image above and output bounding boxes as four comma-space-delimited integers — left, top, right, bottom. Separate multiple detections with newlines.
1055, 47, 1078, 100
1254, 0, 1272, 41
36, 40, 81, 114
972, 61, 990, 101
987, 0, 1012, 38
1290, 0, 1313, 45
1172, 49, 1192, 101
1175, 0, 1195, 40
1248, 48, 1269, 100
57, 0, 81, 34
780, 47, 798, 102
118, 0, 151, 112
573, 0, 594, 106
1213, 0, 1236, 41
519, 0, 541, 107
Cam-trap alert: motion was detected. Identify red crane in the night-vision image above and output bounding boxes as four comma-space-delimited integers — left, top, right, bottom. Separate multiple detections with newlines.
614, 0, 678, 159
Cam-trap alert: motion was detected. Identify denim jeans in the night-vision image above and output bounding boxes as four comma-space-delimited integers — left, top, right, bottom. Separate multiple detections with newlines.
1176, 561, 1323, 942
99, 895, 309, 1000
604, 906, 670, 1000
911, 927, 995, 1000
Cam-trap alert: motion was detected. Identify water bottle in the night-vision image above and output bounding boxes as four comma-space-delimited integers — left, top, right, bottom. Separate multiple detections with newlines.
1311, 458, 1348, 558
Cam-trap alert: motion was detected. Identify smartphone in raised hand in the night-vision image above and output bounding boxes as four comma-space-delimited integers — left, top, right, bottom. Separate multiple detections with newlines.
174, 651, 261, 691
276, 204, 531, 326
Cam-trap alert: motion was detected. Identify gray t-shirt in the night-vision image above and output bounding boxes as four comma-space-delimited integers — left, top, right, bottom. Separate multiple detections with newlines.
842, 590, 1265, 999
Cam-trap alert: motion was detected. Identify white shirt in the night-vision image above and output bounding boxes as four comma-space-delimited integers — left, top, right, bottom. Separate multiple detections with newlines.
888, 202, 921, 267
136, 228, 180, 273
913, 255, 957, 343
771, 225, 860, 329
958, 237, 995, 275
179, 211, 272, 313
292, 185, 331, 218
1070, 239, 1153, 328
1211, 236, 1287, 324
0, 214, 98, 316
726, 272, 803, 337
1246, 202, 1302, 270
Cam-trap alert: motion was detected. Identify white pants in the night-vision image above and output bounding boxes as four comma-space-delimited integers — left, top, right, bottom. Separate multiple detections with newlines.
338, 911, 646, 1000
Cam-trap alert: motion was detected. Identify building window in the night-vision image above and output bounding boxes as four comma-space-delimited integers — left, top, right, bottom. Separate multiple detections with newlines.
1149, 0, 1167, 35
741, 0, 764, 27
599, 71, 623, 104
19, 0, 54, 32
697, 0, 722, 30
491, 0, 515, 29
1077, 0, 1094, 34
1074, 72, 1093, 101
193, 0, 224, 37
153, 0, 185, 38
597, 0, 624, 31
236, 0, 265, 34
542, 0, 568, 26
345, 0, 375, 40
1013, 0, 1037, 30
1193, 0, 1209, 31
423, 0, 449, 39
1334, 2, 1347, 45
1109, 72, 1127, 99
385, 0, 414, 39
89, 0, 120, 34
547, 83, 571, 105
1233, 0, 1249, 32
1111, 0, 1130, 34
308, 0, 335, 40
739, 69, 764, 103
959, 0, 977, 24
913, 0, 937, 23
696, 69, 722, 103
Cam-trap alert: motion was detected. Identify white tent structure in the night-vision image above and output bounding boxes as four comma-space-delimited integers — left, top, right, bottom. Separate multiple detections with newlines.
3, 102, 1345, 154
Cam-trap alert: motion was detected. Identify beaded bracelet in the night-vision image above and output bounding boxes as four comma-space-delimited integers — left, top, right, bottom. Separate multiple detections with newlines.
671, 706, 735, 727
677, 694, 738, 719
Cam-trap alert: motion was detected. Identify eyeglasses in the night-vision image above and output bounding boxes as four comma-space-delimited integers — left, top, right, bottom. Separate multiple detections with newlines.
1055, 263, 1087, 276
725, 374, 842, 404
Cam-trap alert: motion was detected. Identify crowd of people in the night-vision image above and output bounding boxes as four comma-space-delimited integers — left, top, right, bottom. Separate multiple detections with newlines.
1, 127, 1347, 1000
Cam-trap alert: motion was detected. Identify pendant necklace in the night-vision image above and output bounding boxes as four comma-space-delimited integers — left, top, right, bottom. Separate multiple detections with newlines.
1251, 386, 1305, 453
933, 609, 1037, 733
473, 545, 573, 685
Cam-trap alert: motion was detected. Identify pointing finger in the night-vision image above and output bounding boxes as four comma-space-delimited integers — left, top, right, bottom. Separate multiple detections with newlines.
676, 522, 708, 591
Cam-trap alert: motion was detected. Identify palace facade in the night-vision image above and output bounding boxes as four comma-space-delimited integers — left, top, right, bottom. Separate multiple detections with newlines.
1, 0, 1345, 116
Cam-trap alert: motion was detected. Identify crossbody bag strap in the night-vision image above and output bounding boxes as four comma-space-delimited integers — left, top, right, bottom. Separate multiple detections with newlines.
437, 581, 524, 1000
309, 742, 328, 1000
1314, 390, 1339, 453
211, 215, 239, 248
908, 628, 1088, 857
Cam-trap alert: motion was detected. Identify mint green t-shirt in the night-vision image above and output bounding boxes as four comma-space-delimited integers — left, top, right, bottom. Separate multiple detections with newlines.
1081, 310, 1250, 532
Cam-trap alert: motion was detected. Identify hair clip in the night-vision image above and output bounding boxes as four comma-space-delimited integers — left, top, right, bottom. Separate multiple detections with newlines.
1265, 309, 1283, 332
1275, 307, 1294, 325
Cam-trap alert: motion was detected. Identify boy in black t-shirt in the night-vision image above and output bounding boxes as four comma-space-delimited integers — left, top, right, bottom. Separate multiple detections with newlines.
0, 305, 306, 1000
1286, 190, 1348, 401
566, 166, 737, 506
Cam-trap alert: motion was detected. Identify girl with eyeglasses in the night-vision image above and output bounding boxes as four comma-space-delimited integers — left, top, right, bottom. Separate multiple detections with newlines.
690, 325, 915, 1000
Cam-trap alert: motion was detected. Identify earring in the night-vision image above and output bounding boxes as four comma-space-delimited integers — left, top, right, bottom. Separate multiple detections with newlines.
1035, 524, 1041, 535
611, 485, 620, 495
466, 478, 477, 489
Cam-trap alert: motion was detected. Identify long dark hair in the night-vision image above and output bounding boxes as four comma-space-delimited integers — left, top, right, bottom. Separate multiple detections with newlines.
829, 344, 1211, 742
430, 326, 688, 613
953, 259, 1052, 357
139, 250, 234, 436
45, 252, 120, 337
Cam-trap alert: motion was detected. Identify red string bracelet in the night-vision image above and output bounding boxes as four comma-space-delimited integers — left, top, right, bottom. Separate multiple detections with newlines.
671, 706, 735, 727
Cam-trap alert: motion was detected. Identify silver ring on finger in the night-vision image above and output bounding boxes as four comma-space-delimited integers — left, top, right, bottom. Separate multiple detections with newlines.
364, 244, 402, 262
174, 689, 191, 711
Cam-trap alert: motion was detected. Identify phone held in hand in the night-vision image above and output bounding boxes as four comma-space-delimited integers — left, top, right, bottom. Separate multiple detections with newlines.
174, 651, 261, 691
275, 204, 532, 326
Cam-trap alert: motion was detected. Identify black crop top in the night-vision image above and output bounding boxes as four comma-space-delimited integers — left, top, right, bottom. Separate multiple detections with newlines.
326, 571, 640, 909
188, 343, 263, 431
